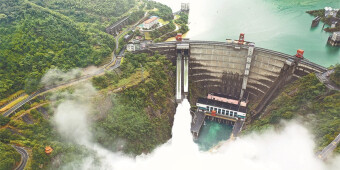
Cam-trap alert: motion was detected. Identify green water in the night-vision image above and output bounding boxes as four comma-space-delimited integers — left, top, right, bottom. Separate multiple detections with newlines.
195, 119, 233, 151
155, 0, 340, 150
156, 0, 340, 67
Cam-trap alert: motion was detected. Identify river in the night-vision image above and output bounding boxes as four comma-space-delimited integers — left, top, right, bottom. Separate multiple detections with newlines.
154, 0, 340, 150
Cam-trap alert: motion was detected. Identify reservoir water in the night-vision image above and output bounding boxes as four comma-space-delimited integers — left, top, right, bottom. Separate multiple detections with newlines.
156, 0, 339, 67
154, 0, 340, 150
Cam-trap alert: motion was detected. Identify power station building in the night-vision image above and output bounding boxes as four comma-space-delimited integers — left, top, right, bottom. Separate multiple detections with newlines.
143, 16, 159, 29
196, 98, 247, 121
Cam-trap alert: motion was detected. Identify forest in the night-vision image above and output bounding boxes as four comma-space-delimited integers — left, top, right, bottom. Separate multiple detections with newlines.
0, 0, 138, 99
0, 52, 176, 168
92, 52, 176, 154
244, 72, 340, 153
147, 1, 173, 21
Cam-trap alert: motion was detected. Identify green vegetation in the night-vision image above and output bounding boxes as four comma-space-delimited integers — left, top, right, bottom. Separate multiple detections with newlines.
244, 74, 340, 153
330, 64, 340, 86
0, 0, 140, 100
150, 21, 176, 39
0, 94, 28, 112
0, 90, 24, 107
93, 53, 176, 154
306, 9, 325, 17
0, 143, 21, 170
0, 100, 93, 169
0, 115, 10, 126
174, 13, 188, 25
29, 0, 136, 25
128, 10, 145, 24
147, 1, 173, 21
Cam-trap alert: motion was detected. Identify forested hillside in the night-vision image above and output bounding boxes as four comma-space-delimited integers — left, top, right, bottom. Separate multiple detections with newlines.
244, 73, 340, 153
0, 0, 136, 99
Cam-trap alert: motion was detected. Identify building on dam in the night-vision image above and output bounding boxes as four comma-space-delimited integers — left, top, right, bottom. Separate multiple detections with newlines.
191, 93, 247, 138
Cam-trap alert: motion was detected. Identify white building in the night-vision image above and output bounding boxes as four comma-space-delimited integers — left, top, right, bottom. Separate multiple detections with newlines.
181, 3, 190, 12
127, 40, 141, 52
325, 7, 339, 18
143, 16, 159, 30
331, 32, 340, 42
127, 43, 136, 52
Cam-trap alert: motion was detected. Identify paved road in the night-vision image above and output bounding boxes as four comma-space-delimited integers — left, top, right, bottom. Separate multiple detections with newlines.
115, 12, 149, 51
2, 57, 122, 117
316, 69, 340, 91
12, 145, 29, 170
318, 133, 340, 160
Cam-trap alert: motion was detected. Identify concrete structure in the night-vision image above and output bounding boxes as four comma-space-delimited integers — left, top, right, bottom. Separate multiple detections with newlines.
191, 97, 247, 138
143, 16, 159, 29
143, 40, 327, 114
106, 16, 130, 35
196, 98, 247, 120
175, 42, 190, 103
181, 3, 190, 12
317, 133, 340, 160
324, 7, 339, 18
328, 32, 340, 46
207, 93, 247, 107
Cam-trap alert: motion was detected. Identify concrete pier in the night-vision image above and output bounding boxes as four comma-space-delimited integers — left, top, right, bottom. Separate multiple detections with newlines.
184, 56, 189, 94
176, 53, 182, 103
240, 44, 255, 99
191, 111, 206, 138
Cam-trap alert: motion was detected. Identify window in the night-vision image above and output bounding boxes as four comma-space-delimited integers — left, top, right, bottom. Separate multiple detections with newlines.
210, 107, 213, 111
214, 108, 217, 111
226, 110, 230, 116
218, 109, 221, 114
222, 110, 225, 115
230, 111, 233, 117
206, 106, 209, 110
234, 112, 238, 117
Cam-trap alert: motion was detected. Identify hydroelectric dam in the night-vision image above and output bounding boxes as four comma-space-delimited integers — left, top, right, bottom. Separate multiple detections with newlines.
142, 38, 326, 102
137, 35, 327, 134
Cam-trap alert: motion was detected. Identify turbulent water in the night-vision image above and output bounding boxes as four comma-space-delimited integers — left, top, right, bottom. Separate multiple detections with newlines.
156, 0, 340, 66
195, 120, 233, 151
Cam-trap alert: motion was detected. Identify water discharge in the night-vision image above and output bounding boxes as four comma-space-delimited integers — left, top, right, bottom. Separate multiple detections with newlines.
53, 94, 340, 170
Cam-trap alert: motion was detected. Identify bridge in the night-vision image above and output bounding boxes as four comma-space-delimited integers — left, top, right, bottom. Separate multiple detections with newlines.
2, 56, 122, 117
106, 16, 130, 36
318, 133, 340, 160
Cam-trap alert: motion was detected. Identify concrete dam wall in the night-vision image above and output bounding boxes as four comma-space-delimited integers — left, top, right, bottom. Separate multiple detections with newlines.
144, 40, 327, 102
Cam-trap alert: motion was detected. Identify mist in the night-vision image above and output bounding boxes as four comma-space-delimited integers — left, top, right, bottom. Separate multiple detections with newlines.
48, 70, 340, 170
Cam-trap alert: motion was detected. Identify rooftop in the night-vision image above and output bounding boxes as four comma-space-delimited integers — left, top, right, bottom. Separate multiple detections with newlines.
144, 16, 158, 24
197, 98, 247, 113
209, 93, 247, 102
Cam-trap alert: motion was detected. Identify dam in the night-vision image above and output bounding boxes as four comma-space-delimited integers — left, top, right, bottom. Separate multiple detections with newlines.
139, 34, 327, 138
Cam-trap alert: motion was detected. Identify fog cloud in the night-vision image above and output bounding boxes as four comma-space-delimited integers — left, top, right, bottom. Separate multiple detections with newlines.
49, 69, 340, 170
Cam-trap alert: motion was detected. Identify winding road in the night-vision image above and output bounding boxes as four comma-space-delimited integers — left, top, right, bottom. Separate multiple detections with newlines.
12, 145, 29, 170
2, 12, 149, 118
